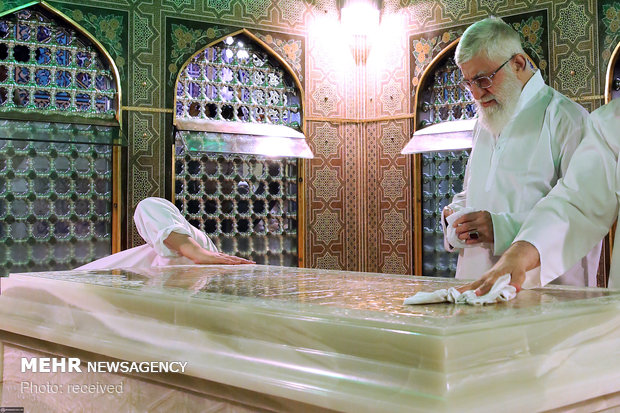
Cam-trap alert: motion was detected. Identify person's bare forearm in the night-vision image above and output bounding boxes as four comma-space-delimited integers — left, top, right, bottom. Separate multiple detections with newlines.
163, 232, 254, 265
506, 240, 541, 271
163, 232, 205, 262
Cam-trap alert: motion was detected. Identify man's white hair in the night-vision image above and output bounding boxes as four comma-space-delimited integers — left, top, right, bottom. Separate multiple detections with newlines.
455, 17, 525, 65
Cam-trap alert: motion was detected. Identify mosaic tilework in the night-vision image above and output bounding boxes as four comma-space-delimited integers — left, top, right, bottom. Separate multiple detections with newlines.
132, 13, 154, 53
410, 30, 463, 97
379, 80, 405, 115
305, 121, 345, 270
366, 121, 379, 272
315, 252, 340, 269
0, 0, 606, 277
313, 122, 340, 157
312, 168, 340, 201
405, 0, 599, 105
550, 1, 598, 111
255, 32, 304, 82
381, 167, 406, 202
54, 5, 128, 80
121, 2, 161, 244
311, 81, 340, 116
376, 118, 412, 271
344, 123, 359, 270
558, 2, 589, 43
383, 210, 406, 244
599, 1, 620, 95
371, 17, 412, 275
167, 22, 230, 86
242, 0, 271, 20
276, 0, 307, 26
127, 111, 163, 227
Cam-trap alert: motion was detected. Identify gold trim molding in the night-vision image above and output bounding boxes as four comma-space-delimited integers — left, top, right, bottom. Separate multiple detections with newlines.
305, 114, 415, 123
122, 106, 174, 113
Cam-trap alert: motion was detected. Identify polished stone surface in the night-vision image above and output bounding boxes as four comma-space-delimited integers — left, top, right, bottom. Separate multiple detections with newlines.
2, 265, 620, 412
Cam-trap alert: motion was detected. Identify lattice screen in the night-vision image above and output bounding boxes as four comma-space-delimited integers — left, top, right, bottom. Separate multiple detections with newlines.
0, 139, 112, 275
418, 58, 475, 277
0, 5, 119, 276
0, 9, 116, 114
174, 148, 298, 266
175, 34, 300, 128
174, 33, 302, 267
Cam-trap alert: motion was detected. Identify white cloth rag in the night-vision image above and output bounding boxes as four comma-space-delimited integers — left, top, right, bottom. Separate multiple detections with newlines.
443, 207, 476, 249
403, 274, 517, 306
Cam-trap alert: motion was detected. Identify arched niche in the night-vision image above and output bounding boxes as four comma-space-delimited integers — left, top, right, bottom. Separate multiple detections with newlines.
410, 39, 538, 277
606, 41, 620, 103
600, 41, 620, 287
411, 39, 472, 277
171, 29, 310, 267
0, 1, 123, 275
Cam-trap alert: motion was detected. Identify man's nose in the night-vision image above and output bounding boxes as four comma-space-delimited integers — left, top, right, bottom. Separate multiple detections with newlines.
469, 84, 486, 100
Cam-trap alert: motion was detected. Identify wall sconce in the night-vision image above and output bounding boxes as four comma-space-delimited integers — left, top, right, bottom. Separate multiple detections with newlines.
338, 0, 382, 64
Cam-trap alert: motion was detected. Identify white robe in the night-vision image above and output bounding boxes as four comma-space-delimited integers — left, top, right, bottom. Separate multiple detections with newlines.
444, 70, 600, 286
77, 197, 218, 270
515, 99, 620, 288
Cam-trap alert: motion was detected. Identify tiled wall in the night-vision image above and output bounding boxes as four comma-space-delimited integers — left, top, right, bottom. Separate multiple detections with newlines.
3, 0, 613, 274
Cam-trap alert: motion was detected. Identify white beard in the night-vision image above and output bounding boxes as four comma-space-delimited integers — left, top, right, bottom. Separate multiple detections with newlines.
475, 69, 523, 137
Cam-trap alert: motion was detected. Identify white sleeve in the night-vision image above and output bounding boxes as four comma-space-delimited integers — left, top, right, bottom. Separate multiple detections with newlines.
134, 197, 201, 257
515, 121, 619, 287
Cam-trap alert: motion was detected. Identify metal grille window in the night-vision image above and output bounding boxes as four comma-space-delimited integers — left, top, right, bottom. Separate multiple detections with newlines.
0, 9, 116, 116
174, 148, 298, 266
0, 138, 112, 275
421, 60, 474, 126
418, 59, 476, 277
174, 31, 306, 267
0, 4, 120, 277
175, 34, 300, 129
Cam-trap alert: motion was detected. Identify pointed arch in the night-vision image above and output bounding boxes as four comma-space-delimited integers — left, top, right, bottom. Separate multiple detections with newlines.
0, 1, 122, 124
174, 28, 304, 130
0, 1, 125, 274
171, 28, 309, 268
606, 41, 620, 103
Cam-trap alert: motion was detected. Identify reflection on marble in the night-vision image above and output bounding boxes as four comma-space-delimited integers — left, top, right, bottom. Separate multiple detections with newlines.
1, 265, 620, 412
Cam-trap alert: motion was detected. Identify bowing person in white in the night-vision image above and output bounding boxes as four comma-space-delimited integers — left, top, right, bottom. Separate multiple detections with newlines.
459, 98, 620, 294
77, 197, 253, 270
442, 17, 600, 286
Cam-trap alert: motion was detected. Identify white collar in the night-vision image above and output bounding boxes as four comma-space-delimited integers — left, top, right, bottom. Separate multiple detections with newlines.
514, 70, 544, 115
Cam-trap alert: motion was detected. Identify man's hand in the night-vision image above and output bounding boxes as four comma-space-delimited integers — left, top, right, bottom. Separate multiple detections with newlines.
452, 211, 493, 244
457, 241, 540, 295
191, 250, 255, 265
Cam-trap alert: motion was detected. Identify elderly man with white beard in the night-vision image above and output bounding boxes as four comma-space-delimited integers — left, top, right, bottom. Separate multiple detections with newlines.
441, 16, 601, 286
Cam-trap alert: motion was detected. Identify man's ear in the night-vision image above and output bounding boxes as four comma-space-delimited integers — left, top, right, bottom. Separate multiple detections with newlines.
512, 54, 529, 73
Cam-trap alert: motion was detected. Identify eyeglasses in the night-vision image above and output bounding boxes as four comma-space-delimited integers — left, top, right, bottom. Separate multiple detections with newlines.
459, 56, 514, 91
